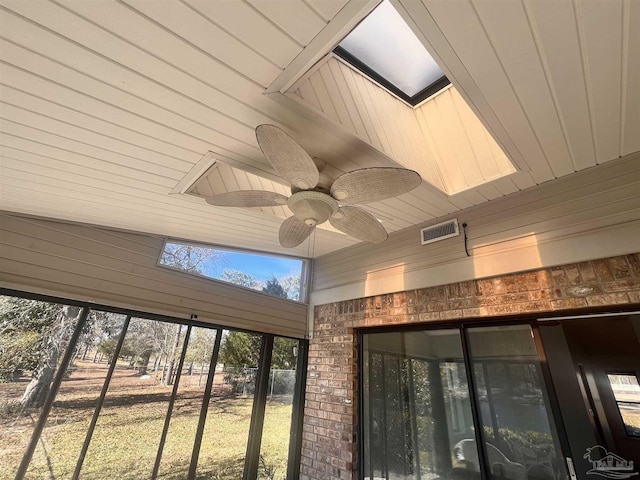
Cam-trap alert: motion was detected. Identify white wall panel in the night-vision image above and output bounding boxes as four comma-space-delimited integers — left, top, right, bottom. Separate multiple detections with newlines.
311, 152, 640, 304
0, 214, 308, 338
290, 57, 519, 197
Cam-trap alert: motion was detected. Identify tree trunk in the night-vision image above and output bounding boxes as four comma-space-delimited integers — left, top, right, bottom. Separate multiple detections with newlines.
20, 365, 55, 408
21, 339, 61, 409
163, 324, 182, 385
139, 351, 152, 375
20, 314, 75, 408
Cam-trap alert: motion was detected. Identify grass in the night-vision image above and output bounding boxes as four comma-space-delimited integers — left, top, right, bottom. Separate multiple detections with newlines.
0, 360, 293, 480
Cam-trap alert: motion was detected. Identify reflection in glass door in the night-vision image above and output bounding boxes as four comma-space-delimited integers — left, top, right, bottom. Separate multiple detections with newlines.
362, 329, 481, 480
361, 325, 569, 480
467, 325, 567, 480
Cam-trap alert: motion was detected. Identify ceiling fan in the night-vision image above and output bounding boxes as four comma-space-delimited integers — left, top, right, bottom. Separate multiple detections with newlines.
206, 124, 422, 248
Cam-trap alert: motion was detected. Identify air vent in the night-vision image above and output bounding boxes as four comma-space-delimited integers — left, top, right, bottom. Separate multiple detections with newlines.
421, 219, 459, 245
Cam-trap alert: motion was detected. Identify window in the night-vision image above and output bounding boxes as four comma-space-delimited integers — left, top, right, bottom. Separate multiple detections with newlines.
158, 240, 308, 302
335, 0, 449, 106
361, 326, 569, 480
0, 292, 308, 480
607, 373, 640, 438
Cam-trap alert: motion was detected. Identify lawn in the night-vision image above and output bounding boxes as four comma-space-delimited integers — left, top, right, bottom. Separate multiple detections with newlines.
0, 360, 293, 480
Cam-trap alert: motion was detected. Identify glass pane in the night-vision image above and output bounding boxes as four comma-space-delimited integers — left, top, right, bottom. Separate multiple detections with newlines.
606, 374, 640, 438
258, 337, 299, 479
26, 310, 127, 478
156, 326, 218, 479
196, 330, 262, 479
0, 295, 83, 478
363, 329, 481, 480
468, 325, 567, 480
80, 318, 185, 479
337, 0, 444, 97
159, 241, 307, 301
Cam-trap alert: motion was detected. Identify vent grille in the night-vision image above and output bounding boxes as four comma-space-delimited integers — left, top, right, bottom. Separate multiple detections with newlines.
421, 219, 459, 245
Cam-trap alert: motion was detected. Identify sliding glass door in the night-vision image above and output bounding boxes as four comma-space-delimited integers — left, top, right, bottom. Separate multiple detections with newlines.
467, 325, 566, 480
361, 325, 568, 480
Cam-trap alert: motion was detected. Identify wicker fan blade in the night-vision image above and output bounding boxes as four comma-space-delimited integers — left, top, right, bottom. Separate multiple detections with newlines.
206, 190, 289, 207
255, 124, 319, 190
330, 168, 422, 204
279, 216, 315, 248
329, 206, 388, 244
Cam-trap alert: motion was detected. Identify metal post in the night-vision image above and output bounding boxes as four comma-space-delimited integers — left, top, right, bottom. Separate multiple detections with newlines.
15, 306, 90, 480
187, 328, 222, 480
482, 362, 501, 447
460, 327, 488, 480
71, 315, 132, 480
286, 339, 308, 480
151, 324, 192, 480
407, 359, 422, 480
243, 335, 274, 480
381, 354, 389, 480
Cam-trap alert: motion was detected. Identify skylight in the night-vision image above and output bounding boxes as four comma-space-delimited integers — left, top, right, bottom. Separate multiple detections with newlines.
335, 0, 449, 105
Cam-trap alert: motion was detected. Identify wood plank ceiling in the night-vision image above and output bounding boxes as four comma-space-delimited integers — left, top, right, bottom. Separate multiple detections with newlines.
0, 0, 638, 258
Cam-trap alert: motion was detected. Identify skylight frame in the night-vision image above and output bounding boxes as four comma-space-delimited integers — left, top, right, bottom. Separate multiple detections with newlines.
334, 0, 450, 106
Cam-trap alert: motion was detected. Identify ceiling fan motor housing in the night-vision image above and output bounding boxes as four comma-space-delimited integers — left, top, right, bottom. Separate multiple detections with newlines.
287, 191, 339, 227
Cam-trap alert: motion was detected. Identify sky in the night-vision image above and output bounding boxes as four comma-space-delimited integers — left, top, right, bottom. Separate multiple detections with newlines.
216, 251, 302, 282
162, 242, 304, 291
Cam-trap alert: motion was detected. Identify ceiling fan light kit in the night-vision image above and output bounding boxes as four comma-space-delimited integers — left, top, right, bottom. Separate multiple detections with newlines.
205, 124, 423, 248
287, 191, 339, 227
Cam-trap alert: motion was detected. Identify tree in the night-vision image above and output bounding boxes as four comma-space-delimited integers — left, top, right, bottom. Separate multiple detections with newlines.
221, 269, 261, 289
271, 337, 297, 369
0, 296, 81, 407
219, 332, 262, 367
219, 332, 297, 369
185, 328, 217, 385
279, 274, 301, 301
161, 242, 224, 274
262, 276, 287, 298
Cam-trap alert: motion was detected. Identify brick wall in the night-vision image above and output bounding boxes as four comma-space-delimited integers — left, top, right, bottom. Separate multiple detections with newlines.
300, 253, 640, 480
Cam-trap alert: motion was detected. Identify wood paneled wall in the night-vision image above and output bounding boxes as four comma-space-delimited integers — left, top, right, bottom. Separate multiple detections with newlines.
311, 151, 640, 305
0, 214, 308, 338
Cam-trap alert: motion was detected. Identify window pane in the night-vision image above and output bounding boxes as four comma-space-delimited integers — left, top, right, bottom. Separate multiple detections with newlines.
337, 0, 445, 97
156, 326, 219, 478
196, 330, 262, 479
606, 374, 640, 438
468, 325, 567, 480
258, 337, 299, 479
159, 241, 307, 302
363, 329, 481, 480
80, 318, 186, 479
0, 296, 84, 478
26, 310, 127, 478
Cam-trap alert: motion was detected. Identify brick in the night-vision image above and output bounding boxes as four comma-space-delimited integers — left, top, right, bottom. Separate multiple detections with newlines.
551, 266, 569, 286
304, 254, 639, 480
586, 293, 629, 306
628, 254, 640, 277
610, 256, 632, 279
565, 265, 581, 285
593, 259, 615, 282
550, 298, 588, 310
602, 279, 640, 292
577, 261, 598, 283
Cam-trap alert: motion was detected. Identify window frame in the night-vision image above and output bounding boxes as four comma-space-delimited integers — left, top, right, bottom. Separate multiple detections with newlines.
357, 318, 573, 480
157, 238, 311, 304
605, 371, 640, 439
334, 46, 450, 107
2, 287, 309, 480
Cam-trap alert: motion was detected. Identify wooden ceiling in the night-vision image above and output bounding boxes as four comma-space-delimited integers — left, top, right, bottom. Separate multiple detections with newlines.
0, 0, 638, 258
